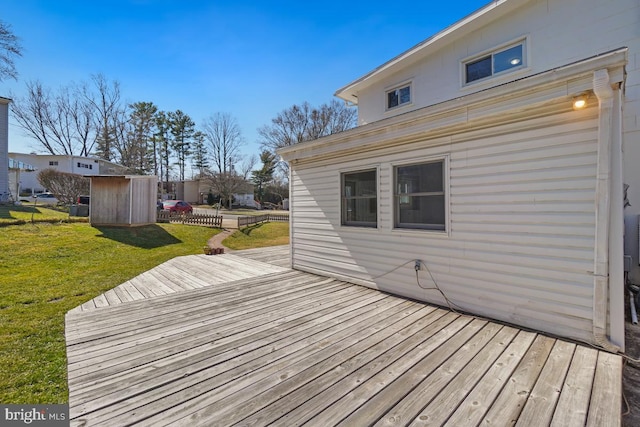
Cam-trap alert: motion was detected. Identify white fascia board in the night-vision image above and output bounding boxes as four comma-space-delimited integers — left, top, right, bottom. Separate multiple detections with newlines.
282, 49, 627, 163
334, 0, 531, 103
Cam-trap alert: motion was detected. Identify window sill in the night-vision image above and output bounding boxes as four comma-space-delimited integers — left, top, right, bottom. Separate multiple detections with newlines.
460, 66, 531, 93
384, 102, 414, 115
390, 227, 450, 238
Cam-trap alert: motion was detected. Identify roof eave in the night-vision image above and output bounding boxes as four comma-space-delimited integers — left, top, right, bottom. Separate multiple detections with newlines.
334, 0, 532, 103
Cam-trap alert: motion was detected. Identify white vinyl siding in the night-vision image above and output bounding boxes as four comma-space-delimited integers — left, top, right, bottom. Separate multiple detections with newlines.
289, 108, 598, 343
0, 102, 8, 196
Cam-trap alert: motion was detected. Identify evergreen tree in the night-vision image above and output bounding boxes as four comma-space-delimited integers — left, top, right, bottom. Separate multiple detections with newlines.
252, 150, 277, 203
191, 131, 209, 178
154, 111, 172, 195
126, 101, 158, 174
168, 110, 195, 181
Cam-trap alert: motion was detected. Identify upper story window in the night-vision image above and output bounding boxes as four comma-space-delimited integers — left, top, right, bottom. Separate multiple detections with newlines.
342, 169, 377, 227
394, 159, 446, 231
49, 161, 58, 166
386, 83, 411, 110
77, 162, 92, 169
464, 41, 525, 84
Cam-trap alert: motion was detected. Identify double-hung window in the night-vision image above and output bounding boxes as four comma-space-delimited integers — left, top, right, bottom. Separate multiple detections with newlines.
464, 41, 525, 84
394, 160, 446, 231
341, 169, 377, 227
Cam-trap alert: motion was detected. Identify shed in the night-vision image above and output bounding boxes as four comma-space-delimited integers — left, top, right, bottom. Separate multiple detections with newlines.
88, 175, 158, 227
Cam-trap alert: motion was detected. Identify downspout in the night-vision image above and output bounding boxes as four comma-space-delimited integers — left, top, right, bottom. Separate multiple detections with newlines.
609, 86, 625, 351
592, 69, 619, 352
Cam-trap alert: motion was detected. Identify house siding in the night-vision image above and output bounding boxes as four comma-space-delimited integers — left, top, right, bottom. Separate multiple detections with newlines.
0, 101, 8, 196
347, 0, 640, 286
355, 0, 639, 127
291, 107, 599, 343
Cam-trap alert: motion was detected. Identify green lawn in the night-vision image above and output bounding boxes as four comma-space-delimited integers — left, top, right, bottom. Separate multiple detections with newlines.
0, 204, 86, 226
224, 222, 290, 250
0, 205, 222, 403
0, 205, 290, 404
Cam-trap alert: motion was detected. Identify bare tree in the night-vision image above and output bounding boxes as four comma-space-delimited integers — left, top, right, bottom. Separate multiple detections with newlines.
11, 81, 59, 154
258, 100, 357, 153
201, 171, 247, 209
0, 20, 22, 82
238, 154, 257, 180
258, 100, 356, 172
202, 112, 244, 174
11, 80, 95, 155
37, 168, 89, 206
86, 74, 124, 161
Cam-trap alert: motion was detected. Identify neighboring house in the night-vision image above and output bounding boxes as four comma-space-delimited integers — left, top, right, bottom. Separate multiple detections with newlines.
8, 153, 130, 196
178, 178, 258, 208
0, 97, 10, 199
279, 0, 640, 351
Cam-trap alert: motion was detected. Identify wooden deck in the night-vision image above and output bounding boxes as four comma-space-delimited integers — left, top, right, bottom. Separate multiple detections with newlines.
65, 246, 622, 426
70, 247, 290, 312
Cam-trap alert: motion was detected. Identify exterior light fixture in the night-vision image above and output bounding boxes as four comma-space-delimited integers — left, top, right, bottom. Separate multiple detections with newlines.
573, 94, 588, 110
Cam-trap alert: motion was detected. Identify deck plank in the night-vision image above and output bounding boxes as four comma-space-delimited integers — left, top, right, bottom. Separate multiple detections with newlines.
411, 329, 537, 426
142, 304, 435, 426
586, 351, 623, 427
235, 308, 457, 427
480, 334, 556, 426
68, 280, 359, 381
515, 340, 576, 426
550, 345, 599, 427
83, 300, 425, 425
65, 246, 623, 427
357, 323, 511, 427
70, 291, 392, 411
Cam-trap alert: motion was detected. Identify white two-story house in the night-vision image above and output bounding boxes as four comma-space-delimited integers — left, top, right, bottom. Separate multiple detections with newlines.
0, 97, 10, 199
278, 0, 640, 351
8, 153, 130, 196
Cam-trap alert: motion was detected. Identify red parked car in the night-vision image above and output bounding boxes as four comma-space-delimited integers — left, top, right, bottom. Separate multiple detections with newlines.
161, 200, 193, 213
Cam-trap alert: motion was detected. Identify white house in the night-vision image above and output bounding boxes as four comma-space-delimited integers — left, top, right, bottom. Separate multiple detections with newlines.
0, 97, 10, 199
279, 0, 640, 351
8, 153, 130, 196
176, 178, 258, 208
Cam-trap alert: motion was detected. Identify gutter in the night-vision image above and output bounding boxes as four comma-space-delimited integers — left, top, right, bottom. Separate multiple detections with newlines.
592, 68, 620, 353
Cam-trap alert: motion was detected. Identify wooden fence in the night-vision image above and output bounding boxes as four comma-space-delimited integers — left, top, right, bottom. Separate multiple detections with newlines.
157, 211, 223, 227
238, 213, 289, 228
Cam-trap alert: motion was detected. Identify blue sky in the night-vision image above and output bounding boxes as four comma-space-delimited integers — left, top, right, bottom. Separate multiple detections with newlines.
2, 0, 489, 165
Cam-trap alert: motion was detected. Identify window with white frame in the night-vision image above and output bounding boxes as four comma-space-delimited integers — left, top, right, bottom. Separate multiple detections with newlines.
49, 161, 58, 166
464, 41, 525, 84
342, 169, 377, 227
394, 159, 446, 230
386, 83, 411, 110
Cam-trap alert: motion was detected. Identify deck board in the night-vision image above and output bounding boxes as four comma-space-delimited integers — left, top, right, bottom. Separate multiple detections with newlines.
65, 246, 623, 426
69, 252, 289, 313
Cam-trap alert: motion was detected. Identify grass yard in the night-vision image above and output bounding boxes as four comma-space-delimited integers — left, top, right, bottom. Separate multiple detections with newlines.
0, 204, 85, 226
224, 221, 290, 250
0, 205, 222, 403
